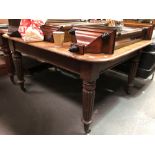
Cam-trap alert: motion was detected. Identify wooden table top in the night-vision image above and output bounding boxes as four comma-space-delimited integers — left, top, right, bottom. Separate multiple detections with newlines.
0, 29, 8, 34
3, 34, 152, 63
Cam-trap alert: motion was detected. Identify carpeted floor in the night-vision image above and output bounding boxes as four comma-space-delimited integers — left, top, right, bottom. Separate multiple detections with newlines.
0, 69, 155, 135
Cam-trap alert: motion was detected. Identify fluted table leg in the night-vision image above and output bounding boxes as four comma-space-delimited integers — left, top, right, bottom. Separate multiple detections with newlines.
3, 52, 15, 84
127, 54, 141, 94
82, 80, 96, 134
1, 37, 15, 84
13, 51, 25, 91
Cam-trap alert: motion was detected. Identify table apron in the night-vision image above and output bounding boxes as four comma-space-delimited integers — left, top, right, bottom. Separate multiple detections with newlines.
13, 41, 81, 74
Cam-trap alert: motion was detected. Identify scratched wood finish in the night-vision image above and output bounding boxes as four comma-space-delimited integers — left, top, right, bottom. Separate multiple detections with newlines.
2, 34, 152, 134
3, 34, 152, 62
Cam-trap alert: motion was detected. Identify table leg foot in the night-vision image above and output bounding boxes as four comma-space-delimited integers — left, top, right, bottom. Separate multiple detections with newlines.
17, 80, 26, 92
151, 73, 154, 80
9, 75, 15, 84
125, 83, 134, 95
84, 123, 91, 134
20, 82, 26, 92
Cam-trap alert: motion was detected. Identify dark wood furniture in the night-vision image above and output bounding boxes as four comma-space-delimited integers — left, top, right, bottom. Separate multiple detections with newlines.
0, 55, 7, 75
2, 33, 152, 133
69, 22, 154, 54
41, 21, 153, 56
0, 29, 15, 83
40, 21, 107, 42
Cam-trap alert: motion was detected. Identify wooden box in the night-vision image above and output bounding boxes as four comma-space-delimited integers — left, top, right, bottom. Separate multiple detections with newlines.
40, 21, 107, 42
68, 22, 154, 55
69, 26, 116, 54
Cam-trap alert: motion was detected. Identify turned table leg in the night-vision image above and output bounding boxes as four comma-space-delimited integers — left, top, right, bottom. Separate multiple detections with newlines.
13, 51, 25, 91
1, 38, 15, 84
82, 80, 96, 134
3, 52, 15, 84
127, 54, 141, 94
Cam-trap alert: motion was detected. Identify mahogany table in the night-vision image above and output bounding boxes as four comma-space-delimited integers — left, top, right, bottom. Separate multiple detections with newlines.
2, 34, 152, 133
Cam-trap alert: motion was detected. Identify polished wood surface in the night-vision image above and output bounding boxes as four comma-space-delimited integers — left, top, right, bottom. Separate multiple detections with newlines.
3, 34, 152, 62
2, 33, 152, 133
75, 23, 153, 53
41, 21, 106, 42
0, 29, 8, 34
69, 26, 116, 54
